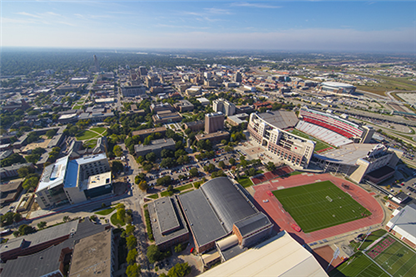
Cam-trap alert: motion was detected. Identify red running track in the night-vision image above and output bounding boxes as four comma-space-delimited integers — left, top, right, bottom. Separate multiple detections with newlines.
251, 166, 293, 185
253, 173, 384, 244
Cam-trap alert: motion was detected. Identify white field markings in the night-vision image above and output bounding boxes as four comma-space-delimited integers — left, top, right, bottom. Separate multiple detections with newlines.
400, 258, 416, 277
363, 252, 393, 277
375, 242, 406, 273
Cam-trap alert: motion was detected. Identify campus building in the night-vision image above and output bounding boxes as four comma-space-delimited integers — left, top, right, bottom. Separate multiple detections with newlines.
213, 98, 236, 116
248, 112, 315, 168
318, 81, 356, 94
386, 203, 416, 248
177, 177, 273, 253
205, 112, 224, 134
35, 153, 112, 209
134, 138, 176, 158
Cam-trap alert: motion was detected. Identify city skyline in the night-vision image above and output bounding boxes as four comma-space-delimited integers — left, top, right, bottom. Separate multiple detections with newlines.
2, 1, 416, 52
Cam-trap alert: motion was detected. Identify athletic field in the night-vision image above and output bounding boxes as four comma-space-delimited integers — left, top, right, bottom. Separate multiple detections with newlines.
289, 129, 333, 152
273, 181, 371, 233
367, 235, 416, 277
331, 235, 416, 277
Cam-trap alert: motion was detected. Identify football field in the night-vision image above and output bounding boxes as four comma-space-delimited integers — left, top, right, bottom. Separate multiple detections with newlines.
368, 235, 416, 277
273, 181, 371, 233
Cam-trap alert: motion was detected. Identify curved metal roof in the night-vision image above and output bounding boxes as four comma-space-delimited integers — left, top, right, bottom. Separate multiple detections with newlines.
200, 177, 258, 232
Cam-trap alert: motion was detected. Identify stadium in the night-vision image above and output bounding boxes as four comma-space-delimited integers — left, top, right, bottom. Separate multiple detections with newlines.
318, 81, 356, 94
247, 111, 315, 169
297, 107, 374, 147
252, 173, 384, 244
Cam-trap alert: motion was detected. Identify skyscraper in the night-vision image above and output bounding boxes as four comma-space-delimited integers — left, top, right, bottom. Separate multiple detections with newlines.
213, 98, 236, 116
93, 55, 100, 72
234, 71, 242, 83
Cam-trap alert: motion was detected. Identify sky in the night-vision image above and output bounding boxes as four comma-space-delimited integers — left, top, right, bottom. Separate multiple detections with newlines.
1, 0, 415, 52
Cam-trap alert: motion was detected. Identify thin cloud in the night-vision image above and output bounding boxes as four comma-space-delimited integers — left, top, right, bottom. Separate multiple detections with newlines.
231, 2, 282, 9
16, 12, 42, 18
204, 8, 231, 15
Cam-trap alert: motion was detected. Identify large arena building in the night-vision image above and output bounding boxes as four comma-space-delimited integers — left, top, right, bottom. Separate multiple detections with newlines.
298, 107, 374, 146
318, 81, 356, 94
247, 112, 315, 169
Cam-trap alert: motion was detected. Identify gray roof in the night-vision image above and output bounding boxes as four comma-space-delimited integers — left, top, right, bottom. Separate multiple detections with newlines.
200, 177, 258, 233
0, 221, 78, 254
0, 163, 33, 174
233, 212, 272, 238
0, 219, 110, 277
390, 203, 416, 238
149, 197, 189, 246
178, 189, 227, 247
134, 138, 175, 154
178, 177, 259, 248
258, 110, 299, 130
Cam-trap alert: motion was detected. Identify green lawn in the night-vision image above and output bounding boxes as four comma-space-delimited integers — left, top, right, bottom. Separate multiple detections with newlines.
369, 235, 416, 277
147, 194, 159, 199
238, 177, 254, 188
91, 127, 107, 134
160, 184, 193, 197
180, 189, 194, 195
350, 229, 387, 251
289, 129, 333, 152
273, 181, 371, 233
76, 130, 100, 140
110, 213, 126, 226
330, 252, 389, 277
84, 139, 98, 149
95, 207, 116, 215
72, 105, 82, 110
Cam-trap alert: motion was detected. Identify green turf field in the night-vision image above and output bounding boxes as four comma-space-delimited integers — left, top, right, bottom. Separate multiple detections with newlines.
368, 235, 416, 277
272, 181, 371, 233
350, 229, 387, 251
289, 129, 333, 152
330, 252, 390, 277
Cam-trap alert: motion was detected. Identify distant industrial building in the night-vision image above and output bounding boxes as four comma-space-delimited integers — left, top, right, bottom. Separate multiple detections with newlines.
147, 197, 189, 250
213, 98, 236, 116
248, 112, 314, 168
134, 138, 175, 157
35, 154, 112, 209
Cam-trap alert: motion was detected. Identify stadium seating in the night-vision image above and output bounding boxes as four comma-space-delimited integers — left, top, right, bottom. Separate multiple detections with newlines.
296, 121, 353, 147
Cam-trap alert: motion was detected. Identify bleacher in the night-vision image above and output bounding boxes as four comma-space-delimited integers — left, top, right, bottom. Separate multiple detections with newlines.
296, 121, 353, 147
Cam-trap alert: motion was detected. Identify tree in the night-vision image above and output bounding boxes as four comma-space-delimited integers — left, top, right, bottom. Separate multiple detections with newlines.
117, 208, 126, 222
18, 224, 36, 236
167, 262, 191, 277
146, 152, 156, 162
138, 180, 148, 191
63, 216, 70, 222
126, 249, 138, 265
160, 157, 176, 168
229, 158, 236, 165
189, 167, 198, 177
18, 166, 34, 178
126, 263, 141, 277
37, 221, 47, 229
147, 245, 162, 264
247, 167, 257, 176
113, 145, 123, 157
111, 160, 124, 174
208, 163, 215, 172
126, 224, 135, 236
143, 163, 153, 172
177, 155, 190, 165
218, 161, 225, 169
266, 162, 276, 172
22, 176, 40, 191
46, 129, 57, 139
240, 159, 248, 168
161, 149, 174, 158
126, 234, 137, 250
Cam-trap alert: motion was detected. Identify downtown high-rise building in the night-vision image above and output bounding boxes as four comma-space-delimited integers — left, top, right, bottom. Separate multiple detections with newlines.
205, 112, 225, 134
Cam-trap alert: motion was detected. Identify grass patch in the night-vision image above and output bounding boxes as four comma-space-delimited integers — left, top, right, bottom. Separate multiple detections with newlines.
72, 105, 82, 110
330, 252, 389, 277
289, 129, 333, 152
76, 130, 100, 140
147, 194, 159, 199
90, 127, 107, 134
83, 139, 98, 149
349, 229, 387, 251
110, 213, 126, 226
160, 184, 193, 197
273, 181, 371, 233
144, 208, 154, 241
95, 207, 116, 215
238, 177, 254, 188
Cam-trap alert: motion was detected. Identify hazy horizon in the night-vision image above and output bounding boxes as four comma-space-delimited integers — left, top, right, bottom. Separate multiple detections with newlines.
2, 1, 415, 52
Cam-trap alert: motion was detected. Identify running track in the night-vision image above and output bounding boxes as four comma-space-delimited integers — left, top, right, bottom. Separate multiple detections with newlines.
253, 173, 384, 244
